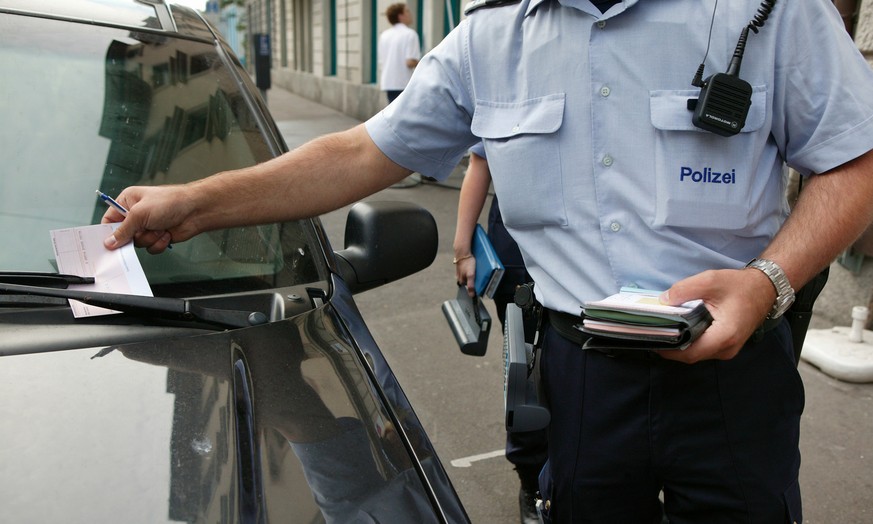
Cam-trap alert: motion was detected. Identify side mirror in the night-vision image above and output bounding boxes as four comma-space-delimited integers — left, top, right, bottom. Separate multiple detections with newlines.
334, 201, 438, 294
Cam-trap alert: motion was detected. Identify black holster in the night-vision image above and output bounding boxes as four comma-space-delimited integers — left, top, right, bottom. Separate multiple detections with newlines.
785, 266, 829, 365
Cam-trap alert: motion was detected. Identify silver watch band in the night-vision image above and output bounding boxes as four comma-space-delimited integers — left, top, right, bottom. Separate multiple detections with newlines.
745, 258, 796, 319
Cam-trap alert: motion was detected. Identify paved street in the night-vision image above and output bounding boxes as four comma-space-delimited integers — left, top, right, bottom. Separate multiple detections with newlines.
268, 87, 873, 523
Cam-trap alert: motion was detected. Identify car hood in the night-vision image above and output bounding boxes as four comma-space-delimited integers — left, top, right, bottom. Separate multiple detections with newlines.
0, 305, 453, 523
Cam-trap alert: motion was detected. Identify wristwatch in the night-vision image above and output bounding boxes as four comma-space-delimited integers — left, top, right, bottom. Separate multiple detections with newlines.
745, 258, 795, 319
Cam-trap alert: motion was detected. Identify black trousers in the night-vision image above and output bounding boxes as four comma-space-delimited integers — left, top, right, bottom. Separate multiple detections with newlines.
537, 319, 803, 523
385, 90, 403, 103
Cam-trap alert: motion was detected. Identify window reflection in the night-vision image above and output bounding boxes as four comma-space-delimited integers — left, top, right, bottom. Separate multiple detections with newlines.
0, 16, 322, 293
95, 34, 261, 215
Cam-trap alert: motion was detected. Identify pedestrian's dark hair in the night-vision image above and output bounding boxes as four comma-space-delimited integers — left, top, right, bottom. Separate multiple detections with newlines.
386, 3, 407, 24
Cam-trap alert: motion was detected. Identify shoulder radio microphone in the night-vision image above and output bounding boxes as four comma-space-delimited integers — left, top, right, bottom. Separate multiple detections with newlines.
690, 71, 753, 137
689, 0, 776, 137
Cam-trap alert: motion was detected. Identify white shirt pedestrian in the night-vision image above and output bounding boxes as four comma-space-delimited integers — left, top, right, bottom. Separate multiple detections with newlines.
378, 4, 420, 100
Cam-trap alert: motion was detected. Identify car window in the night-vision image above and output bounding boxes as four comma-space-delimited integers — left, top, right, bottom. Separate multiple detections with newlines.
0, 14, 326, 298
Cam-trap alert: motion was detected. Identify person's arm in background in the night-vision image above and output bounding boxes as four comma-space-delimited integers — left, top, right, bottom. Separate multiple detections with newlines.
102, 125, 412, 252
405, 28, 420, 69
662, 149, 873, 364
453, 151, 491, 296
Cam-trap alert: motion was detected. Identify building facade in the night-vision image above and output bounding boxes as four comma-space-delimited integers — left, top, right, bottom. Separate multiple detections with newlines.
242, 0, 462, 120
206, 1, 247, 64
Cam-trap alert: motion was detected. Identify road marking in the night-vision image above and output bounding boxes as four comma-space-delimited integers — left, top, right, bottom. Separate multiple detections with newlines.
450, 449, 506, 468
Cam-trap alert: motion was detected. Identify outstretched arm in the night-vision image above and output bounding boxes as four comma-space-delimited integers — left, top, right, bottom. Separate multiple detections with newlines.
103, 124, 412, 252
661, 149, 873, 364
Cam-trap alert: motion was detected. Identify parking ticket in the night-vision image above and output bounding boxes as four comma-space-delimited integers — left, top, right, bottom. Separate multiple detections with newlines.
50, 223, 153, 317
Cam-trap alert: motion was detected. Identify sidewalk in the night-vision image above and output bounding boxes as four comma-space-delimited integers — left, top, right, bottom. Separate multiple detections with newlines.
265, 87, 363, 150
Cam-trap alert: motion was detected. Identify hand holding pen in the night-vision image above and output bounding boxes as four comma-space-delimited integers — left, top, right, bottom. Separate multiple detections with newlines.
96, 190, 130, 217
98, 189, 176, 252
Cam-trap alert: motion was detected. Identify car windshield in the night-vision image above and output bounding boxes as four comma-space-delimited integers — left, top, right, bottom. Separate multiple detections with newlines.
0, 13, 326, 298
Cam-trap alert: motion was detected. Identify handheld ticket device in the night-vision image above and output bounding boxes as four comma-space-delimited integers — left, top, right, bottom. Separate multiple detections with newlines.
442, 285, 491, 356
503, 303, 549, 432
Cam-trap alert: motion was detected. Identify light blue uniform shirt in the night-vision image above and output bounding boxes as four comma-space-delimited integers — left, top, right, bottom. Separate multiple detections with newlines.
469, 141, 486, 159
366, 0, 873, 314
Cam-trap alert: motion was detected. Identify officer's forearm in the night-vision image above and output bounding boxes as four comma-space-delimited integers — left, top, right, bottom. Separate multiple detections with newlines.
760, 148, 873, 289
191, 124, 412, 232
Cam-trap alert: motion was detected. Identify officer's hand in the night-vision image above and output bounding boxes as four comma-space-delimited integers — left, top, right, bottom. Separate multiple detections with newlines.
455, 256, 477, 297
657, 268, 776, 364
101, 185, 197, 254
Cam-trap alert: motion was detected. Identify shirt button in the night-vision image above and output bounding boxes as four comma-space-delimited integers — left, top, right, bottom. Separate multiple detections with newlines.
610, 222, 621, 232
600, 86, 611, 97
602, 155, 614, 167
511, 124, 520, 133
597, 20, 607, 29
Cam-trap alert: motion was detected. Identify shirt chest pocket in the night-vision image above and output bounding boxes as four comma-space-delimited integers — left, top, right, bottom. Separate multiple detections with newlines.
649, 87, 769, 230
472, 94, 567, 229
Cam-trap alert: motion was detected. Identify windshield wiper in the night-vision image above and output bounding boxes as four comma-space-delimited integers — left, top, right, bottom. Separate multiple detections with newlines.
0, 272, 95, 288
0, 283, 269, 329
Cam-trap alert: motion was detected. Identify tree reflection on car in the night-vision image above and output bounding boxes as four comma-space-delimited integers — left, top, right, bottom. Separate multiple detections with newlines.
114, 312, 455, 523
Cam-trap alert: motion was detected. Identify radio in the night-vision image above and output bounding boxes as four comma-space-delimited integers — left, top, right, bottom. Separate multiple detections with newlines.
689, 0, 776, 137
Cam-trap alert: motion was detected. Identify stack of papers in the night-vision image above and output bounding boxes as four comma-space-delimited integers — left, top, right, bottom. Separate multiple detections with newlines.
580, 288, 712, 350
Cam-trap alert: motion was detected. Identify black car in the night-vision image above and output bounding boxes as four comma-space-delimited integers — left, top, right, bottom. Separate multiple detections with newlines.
0, 1, 468, 522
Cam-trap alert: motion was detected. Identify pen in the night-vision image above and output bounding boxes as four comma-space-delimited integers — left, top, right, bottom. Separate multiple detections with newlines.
96, 190, 173, 249
96, 190, 128, 216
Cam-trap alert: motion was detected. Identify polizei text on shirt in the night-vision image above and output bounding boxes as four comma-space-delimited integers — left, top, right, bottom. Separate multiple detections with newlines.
680, 166, 736, 184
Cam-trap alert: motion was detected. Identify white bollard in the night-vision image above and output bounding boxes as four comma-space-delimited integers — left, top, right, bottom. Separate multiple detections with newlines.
849, 306, 869, 343
801, 305, 873, 383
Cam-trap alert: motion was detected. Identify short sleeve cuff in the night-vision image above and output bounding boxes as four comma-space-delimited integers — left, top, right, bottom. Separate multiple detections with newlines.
791, 114, 873, 176
365, 111, 466, 181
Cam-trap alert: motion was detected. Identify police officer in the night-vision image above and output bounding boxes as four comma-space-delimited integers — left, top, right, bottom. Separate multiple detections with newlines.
105, 1, 873, 521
